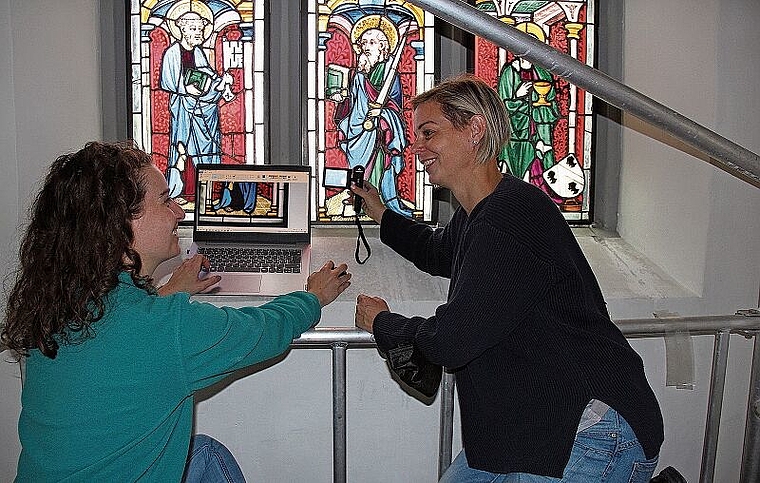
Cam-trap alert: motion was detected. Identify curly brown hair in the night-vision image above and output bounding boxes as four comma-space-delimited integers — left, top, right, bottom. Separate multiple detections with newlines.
2, 141, 154, 359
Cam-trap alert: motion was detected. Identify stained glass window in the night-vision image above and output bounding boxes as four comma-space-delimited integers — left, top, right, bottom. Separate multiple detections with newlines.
129, 0, 265, 218
129, 1, 594, 224
474, 0, 595, 222
305, 0, 436, 223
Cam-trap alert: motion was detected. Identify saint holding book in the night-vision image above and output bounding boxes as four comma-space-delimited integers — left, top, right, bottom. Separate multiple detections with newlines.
160, 0, 234, 205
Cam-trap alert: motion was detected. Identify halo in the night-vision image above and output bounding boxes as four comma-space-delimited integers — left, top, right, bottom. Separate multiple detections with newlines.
166, 0, 214, 42
515, 21, 546, 43
350, 15, 399, 54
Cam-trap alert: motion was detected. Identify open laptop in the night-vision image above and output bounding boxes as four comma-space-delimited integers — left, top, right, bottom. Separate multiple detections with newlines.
188, 163, 312, 296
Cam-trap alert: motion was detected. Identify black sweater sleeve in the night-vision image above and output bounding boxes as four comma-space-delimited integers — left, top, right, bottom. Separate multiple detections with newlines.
379, 209, 454, 278
375, 212, 557, 369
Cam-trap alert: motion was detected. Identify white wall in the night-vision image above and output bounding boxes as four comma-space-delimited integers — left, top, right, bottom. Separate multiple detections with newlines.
1, 1, 759, 482
619, 0, 760, 312
616, 1, 760, 481
0, 0, 21, 475
0, 0, 103, 478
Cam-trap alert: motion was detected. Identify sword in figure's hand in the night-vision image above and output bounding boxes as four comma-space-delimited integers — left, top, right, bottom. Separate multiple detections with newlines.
363, 32, 408, 131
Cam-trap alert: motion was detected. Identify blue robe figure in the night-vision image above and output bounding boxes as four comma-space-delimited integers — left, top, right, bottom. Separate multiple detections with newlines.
214, 182, 258, 214
160, 14, 228, 200
332, 24, 412, 217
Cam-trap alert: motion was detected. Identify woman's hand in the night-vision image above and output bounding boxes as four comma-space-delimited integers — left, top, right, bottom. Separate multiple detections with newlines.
307, 261, 351, 307
157, 255, 221, 296
354, 294, 390, 333
350, 181, 386, 223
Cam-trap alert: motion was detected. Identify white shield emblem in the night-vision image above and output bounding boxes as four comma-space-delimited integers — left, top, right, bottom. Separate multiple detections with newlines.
543, 154, 585, 199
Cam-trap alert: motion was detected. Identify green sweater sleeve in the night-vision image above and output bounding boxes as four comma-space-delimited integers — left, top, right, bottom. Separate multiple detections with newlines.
166, 291, 321, 392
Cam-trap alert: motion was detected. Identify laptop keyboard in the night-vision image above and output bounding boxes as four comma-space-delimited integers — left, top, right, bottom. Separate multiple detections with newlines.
198, 247, 302, 273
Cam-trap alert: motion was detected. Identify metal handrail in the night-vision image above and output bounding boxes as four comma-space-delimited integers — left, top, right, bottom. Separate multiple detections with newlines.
292, 312, 760, 483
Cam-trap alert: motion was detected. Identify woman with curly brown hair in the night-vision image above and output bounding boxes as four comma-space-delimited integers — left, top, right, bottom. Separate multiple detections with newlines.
2, 141, 351, 482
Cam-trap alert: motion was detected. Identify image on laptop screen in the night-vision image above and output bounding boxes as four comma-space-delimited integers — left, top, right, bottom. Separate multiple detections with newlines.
193, 164, 311, 245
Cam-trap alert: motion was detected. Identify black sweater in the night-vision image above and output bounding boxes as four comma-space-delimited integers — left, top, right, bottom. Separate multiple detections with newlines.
373, 175, 663, 477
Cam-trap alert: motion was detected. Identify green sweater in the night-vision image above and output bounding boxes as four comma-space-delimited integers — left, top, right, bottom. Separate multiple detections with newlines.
16, 273, 320, 482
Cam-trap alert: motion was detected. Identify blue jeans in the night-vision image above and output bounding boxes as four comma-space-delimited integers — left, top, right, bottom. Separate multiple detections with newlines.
183, 434, 246, 483
439, 406, 658, 483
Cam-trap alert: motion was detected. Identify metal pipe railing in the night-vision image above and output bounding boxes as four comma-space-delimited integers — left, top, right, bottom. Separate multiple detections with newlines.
437, 371, 456, 480
292, 313, 760, 483
331, 343, 348, 483
700, 329, 731, 483
407, 0, 760, 189
741, 332, 760, 483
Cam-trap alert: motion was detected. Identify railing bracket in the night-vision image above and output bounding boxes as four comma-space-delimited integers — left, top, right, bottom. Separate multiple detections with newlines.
737, 309, 760, 317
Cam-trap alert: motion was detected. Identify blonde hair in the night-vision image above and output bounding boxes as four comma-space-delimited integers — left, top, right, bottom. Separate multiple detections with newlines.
412, 74, 510, 164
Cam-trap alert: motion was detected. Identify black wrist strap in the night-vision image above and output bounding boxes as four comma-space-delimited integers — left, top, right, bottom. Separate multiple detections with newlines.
354, 214, 371, 264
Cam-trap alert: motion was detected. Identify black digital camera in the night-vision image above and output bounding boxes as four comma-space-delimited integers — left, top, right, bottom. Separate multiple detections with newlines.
351, 165, 364, 213
322, 165, 365, 213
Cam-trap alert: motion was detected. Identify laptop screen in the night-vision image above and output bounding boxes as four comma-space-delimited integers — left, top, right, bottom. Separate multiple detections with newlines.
193, 164, 311, 245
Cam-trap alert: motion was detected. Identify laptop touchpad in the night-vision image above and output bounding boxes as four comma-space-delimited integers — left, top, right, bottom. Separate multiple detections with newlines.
211, 273, 262, 294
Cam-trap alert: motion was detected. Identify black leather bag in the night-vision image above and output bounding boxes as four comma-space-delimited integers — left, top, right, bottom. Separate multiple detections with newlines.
386, 342, 442, 398
649, 467, 686, 483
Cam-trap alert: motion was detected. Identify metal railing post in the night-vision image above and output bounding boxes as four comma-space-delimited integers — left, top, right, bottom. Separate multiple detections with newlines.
740, 332, 760, 483
438, 370, 456, 479
699, 329, 731, 483
332, 342, 348, 483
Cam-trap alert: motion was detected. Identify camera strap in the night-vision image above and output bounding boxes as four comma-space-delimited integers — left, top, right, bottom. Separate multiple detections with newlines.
354, 214, 371, 264
350, 165, 370, 264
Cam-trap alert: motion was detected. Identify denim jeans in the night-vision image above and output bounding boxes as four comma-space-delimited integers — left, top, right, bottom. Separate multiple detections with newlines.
439, 404, 659, 483
183, 434, 246, 483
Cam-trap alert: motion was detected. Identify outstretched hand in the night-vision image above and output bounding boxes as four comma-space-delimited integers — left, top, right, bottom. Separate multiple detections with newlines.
354, 294, 390, 333
349, 181, 386, 223
307, 260, 351, 307
157, 255, 221, 296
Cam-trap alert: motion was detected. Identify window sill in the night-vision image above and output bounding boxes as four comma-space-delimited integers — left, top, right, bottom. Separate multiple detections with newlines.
169, 225, 698, 322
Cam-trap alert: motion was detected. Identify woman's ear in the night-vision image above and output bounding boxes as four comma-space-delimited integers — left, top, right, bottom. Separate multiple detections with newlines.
469, 114, 486, 144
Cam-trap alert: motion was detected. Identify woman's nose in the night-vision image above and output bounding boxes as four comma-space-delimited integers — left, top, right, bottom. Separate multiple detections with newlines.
172, 201, 186, 220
